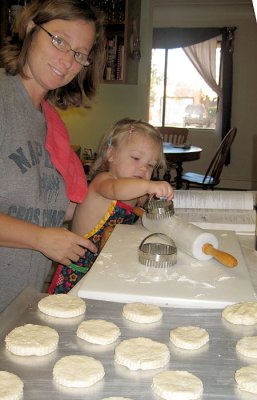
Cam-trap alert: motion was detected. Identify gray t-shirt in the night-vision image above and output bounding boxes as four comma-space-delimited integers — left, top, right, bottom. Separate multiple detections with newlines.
0, 69, 69, 311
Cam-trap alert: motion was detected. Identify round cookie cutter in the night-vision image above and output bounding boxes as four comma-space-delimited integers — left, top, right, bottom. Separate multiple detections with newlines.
145, 197, 174, 220
138, 233, 177, 268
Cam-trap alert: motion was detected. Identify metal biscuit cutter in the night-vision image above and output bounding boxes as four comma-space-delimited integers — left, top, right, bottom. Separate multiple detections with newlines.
145, 197, 174, 220
138, 233, 177, 268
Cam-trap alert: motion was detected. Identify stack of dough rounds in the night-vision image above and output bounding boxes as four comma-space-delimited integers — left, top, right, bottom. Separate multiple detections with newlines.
222, 301, 257, 325
169, 326, 209, 350
53, 355, 105, 387
5, 324, 59, 356
122, 302, 162, 324
38, 294, 86, 318
236, 336, 257, 358
235, 364, 257, 394
114, 337, 170, 370
0, 371, 24, 400
76, 319, 121, 345
152, 370, 203, 400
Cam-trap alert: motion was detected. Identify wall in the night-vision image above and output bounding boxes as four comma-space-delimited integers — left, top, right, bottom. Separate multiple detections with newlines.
59, 0, 153, 154
153, 0, 257, 190
61, 0, 257, 190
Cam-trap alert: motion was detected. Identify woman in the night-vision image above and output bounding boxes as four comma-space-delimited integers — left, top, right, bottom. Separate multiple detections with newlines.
0, 0, 105, 311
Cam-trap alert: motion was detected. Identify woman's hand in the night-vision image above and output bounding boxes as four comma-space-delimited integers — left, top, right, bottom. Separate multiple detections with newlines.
35, 227, 97, 266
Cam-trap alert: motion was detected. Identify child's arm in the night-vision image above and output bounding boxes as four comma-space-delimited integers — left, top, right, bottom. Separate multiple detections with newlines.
92, 173, 174, 201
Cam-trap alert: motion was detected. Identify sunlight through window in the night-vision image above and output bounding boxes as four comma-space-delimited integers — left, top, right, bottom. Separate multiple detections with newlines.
149, 45, 221, 130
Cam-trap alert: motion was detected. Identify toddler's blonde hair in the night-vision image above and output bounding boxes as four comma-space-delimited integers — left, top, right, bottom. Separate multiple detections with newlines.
90, 118, 166, 179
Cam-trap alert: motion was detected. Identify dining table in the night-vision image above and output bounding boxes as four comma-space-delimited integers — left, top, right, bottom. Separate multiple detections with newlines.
163, 142, 202, 189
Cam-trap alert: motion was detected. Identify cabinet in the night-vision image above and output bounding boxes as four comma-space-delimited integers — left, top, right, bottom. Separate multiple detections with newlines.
0, 1, 29, 46
91, 0, 141, 84
0, 0, 10, 47
0, 0, 141, 84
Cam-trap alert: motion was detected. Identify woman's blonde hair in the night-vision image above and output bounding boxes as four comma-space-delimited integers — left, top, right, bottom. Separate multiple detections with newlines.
90, 118, 166, 179
0, 0, 106, 109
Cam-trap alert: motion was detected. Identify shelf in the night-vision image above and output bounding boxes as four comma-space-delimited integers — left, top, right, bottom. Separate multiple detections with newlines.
0, 0, 141, 84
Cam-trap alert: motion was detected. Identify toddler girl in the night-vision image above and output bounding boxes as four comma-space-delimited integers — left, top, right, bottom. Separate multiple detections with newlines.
49, 118, 173, 294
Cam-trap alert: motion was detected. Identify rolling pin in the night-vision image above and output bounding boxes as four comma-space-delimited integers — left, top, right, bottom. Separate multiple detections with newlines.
133, 207, 238, 268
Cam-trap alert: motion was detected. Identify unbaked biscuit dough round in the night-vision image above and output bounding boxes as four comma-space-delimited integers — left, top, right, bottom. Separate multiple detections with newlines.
222, 301, 257, 325
0, 371, 24, 400
76, 319, 121, 345
114, 337, 170, 370
53, 355, 105, 387
122, 302, 163, 323
152, 370, 203, 400
5, 324, 59, 356
235, 364, 257, 394
169, 326, 209, 350
38, 294, 86, 318
236, 336, 257, 358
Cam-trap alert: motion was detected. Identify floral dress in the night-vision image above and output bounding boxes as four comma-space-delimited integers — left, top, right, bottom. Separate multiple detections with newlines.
48, 200, 138, 294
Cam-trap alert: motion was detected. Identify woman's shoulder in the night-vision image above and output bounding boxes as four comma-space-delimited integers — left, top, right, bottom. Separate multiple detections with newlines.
0, 68, 13, 89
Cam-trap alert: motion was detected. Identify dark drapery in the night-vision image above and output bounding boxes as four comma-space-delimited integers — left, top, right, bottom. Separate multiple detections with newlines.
152, 27, 236, 157
152, 27, 224, 49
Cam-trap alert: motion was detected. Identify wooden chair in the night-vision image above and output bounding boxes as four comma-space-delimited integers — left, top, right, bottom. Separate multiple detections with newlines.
154, 127, 189, 181
158, 126, 189, 145
181, 127, 237, 190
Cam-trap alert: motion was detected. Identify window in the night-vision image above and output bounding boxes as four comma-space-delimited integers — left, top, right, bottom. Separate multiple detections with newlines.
149, 43, 221, 130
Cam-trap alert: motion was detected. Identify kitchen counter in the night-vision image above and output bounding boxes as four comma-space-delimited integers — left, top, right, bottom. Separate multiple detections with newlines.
0, 234, 257, 399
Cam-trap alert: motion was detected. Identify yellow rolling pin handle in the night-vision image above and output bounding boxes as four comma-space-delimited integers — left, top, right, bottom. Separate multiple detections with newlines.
202, 243, 238, 268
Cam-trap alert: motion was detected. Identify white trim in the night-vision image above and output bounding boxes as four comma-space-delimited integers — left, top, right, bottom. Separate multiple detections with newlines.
253, 0, 257, 20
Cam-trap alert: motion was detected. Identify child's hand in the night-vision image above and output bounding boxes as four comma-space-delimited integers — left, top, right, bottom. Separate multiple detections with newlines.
148, 181, 174, 201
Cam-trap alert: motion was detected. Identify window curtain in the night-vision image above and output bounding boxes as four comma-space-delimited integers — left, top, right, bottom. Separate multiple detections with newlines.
182, 37, 222, 100
182, 37, 223, 141
152, 27, 236, 146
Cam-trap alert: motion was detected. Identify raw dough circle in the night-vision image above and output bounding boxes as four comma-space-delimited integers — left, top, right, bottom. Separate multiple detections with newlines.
222, 302, 257, 325
235, 364, 257, 394
5, 324, 59, 356
0, 371, 24, 400
38, 294, 86, 318
122, 302, 162, 323
236, 336, 257, 358
152, 370, 203, 400
169, 326, 209, 350
76, 319, 121, 345
114, 337, 170, 370
53, 355, 105, 387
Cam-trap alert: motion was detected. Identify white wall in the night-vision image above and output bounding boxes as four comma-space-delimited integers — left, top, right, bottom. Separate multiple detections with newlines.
153, 1, 257, 189
61, 0, 257, 190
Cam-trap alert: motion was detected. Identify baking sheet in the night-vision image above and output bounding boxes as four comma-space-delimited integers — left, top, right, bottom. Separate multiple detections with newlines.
1, 287, 257, 400
78, 225, 257, 308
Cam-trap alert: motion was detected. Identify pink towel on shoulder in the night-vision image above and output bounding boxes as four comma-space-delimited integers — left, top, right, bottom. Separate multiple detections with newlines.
42, 100, 87, 203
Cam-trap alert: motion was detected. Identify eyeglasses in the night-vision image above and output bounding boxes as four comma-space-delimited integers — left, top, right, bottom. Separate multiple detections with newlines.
38, 25, 92, 67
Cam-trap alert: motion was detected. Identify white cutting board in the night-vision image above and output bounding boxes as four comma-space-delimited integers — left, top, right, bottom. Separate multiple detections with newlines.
78, 224, 257, 308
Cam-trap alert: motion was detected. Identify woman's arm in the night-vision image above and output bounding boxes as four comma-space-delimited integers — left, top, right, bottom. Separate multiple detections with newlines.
0, 213, 97, 266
